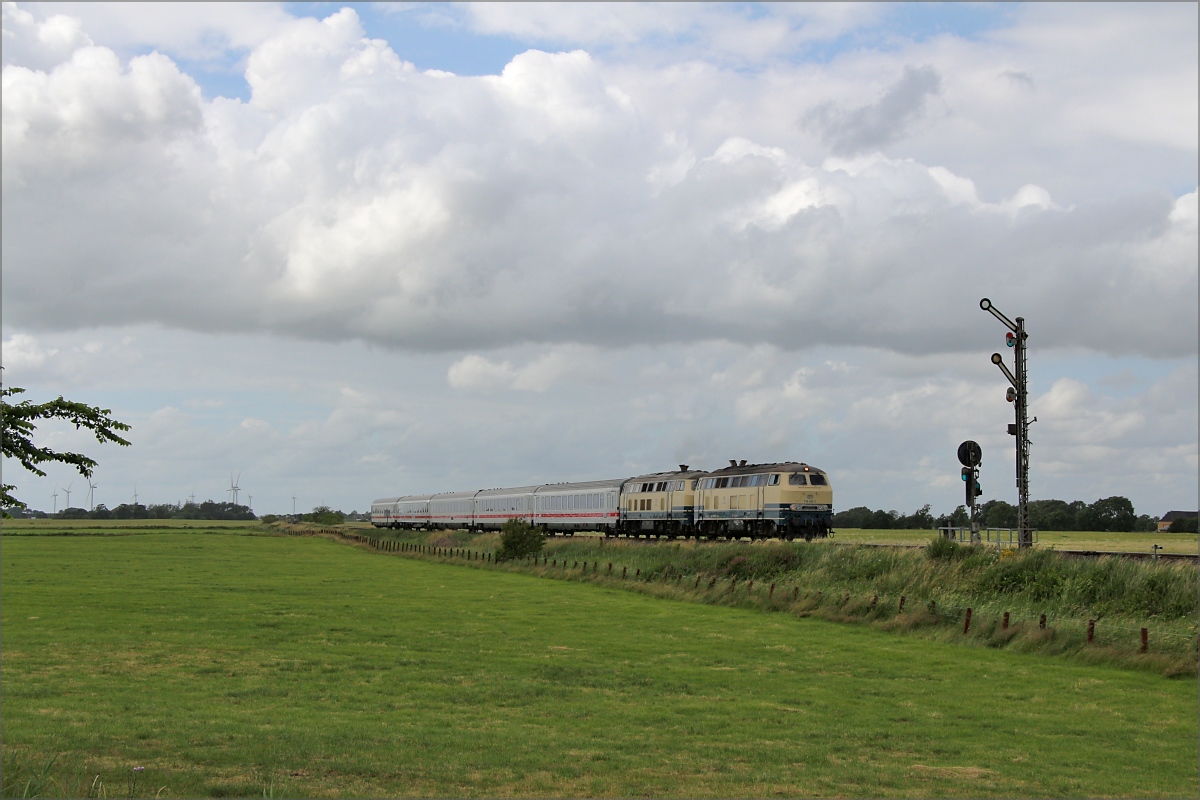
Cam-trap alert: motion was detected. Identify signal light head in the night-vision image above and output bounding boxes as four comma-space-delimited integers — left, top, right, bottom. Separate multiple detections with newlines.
1006, 387, 1017, 403
1006, 331, 1016, 347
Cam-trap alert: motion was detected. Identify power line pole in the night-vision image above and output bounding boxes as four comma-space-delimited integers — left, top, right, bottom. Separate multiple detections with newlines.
980, 298, 1034, 548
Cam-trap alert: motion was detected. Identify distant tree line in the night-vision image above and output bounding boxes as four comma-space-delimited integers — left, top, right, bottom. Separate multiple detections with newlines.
43, 500, 257, 521
5, 502, 372, 523
833, 496, 1164, 533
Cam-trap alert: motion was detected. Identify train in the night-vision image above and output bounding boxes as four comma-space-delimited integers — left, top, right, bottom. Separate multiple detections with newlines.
370, 460, 833, 540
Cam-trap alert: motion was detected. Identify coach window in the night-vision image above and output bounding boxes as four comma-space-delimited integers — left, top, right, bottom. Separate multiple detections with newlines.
769, 474, 780, 486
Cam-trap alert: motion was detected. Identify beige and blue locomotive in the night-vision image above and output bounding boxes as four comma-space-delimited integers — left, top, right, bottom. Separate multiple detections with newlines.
371, 461, 833, 541
693, 460, 832, 540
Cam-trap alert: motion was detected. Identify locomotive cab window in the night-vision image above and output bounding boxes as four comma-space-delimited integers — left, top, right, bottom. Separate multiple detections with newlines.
809, 474, 828, 485
789, 473, 808, 486
769, 474, 780, 486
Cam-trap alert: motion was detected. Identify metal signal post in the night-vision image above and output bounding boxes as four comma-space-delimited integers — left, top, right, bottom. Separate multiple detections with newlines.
980, 298, 1033, 548
957, 440, 982, 543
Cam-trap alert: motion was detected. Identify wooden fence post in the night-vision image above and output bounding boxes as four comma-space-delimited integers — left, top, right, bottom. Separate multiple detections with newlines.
1039, 614, 1046, 630
963, 608, 972, 634
1140, 628, 1148, 653
1087, 620, 1094, 644
898, 596, 906, 613
769, 583, 775, 599
1003, 611, 1009, 630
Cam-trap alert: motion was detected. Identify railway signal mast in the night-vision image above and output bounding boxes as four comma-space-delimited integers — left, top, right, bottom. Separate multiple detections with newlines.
957, 440, 982, 543
979, 298, 1034, 548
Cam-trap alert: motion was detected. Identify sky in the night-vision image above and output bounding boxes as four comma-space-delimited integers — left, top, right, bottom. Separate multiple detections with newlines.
2, 2, 1196, 518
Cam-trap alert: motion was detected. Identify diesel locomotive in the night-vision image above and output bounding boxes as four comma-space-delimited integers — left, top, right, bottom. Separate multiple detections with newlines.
371, 460, 833, 540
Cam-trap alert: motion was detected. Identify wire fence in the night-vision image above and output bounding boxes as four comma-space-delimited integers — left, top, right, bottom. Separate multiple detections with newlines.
289, 527, 1200, 656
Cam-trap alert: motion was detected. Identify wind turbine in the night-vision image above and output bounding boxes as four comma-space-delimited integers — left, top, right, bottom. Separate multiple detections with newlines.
132, 485, 139, 507
87, 479, 98, 511
51, 488, 59, 513
292, 493, 297, 515
247, 494, 252, 511
228, 473, 241, 506
189, 489, 196, 505
63, 483, 73, 509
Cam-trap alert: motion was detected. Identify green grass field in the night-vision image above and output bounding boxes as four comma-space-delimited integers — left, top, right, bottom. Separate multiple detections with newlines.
3, 530, 1197, 798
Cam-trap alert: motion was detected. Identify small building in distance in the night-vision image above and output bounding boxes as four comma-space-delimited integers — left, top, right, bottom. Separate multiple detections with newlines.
1158, 511, 1199, 532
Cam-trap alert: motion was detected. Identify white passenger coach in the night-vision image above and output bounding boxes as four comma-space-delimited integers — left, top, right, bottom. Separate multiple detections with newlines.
372, 478, 623, 534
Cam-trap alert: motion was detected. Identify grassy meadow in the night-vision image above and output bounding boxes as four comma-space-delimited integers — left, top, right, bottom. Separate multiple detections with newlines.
3, 528, 1198, 798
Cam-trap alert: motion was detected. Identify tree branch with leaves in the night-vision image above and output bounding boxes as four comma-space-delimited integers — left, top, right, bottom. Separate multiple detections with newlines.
1, 385, 131, 509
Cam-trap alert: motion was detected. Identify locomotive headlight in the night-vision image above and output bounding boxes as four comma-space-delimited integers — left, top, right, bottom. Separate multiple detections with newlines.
790, 504, 801, 511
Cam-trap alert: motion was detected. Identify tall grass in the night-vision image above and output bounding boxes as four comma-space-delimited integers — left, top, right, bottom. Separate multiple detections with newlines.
515, 535, 1197, 620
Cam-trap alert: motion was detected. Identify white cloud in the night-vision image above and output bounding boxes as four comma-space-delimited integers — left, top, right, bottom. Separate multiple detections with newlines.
3, 6, 1195, 360
2, 3, 93, 71
2, 333, 56, 370
7, 2, 294, 66
448, 345, 600, 392
458, 2, 883, 64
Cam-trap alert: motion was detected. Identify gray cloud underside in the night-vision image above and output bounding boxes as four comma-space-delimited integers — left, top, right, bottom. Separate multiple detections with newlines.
3, 7, 1196, 358
803, 64, 943, 156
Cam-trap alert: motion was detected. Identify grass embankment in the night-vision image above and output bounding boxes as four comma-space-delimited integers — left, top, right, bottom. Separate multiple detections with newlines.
3, 533, 1197, 798
826, 527, 1198, 554
368, 527, 1199, 676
